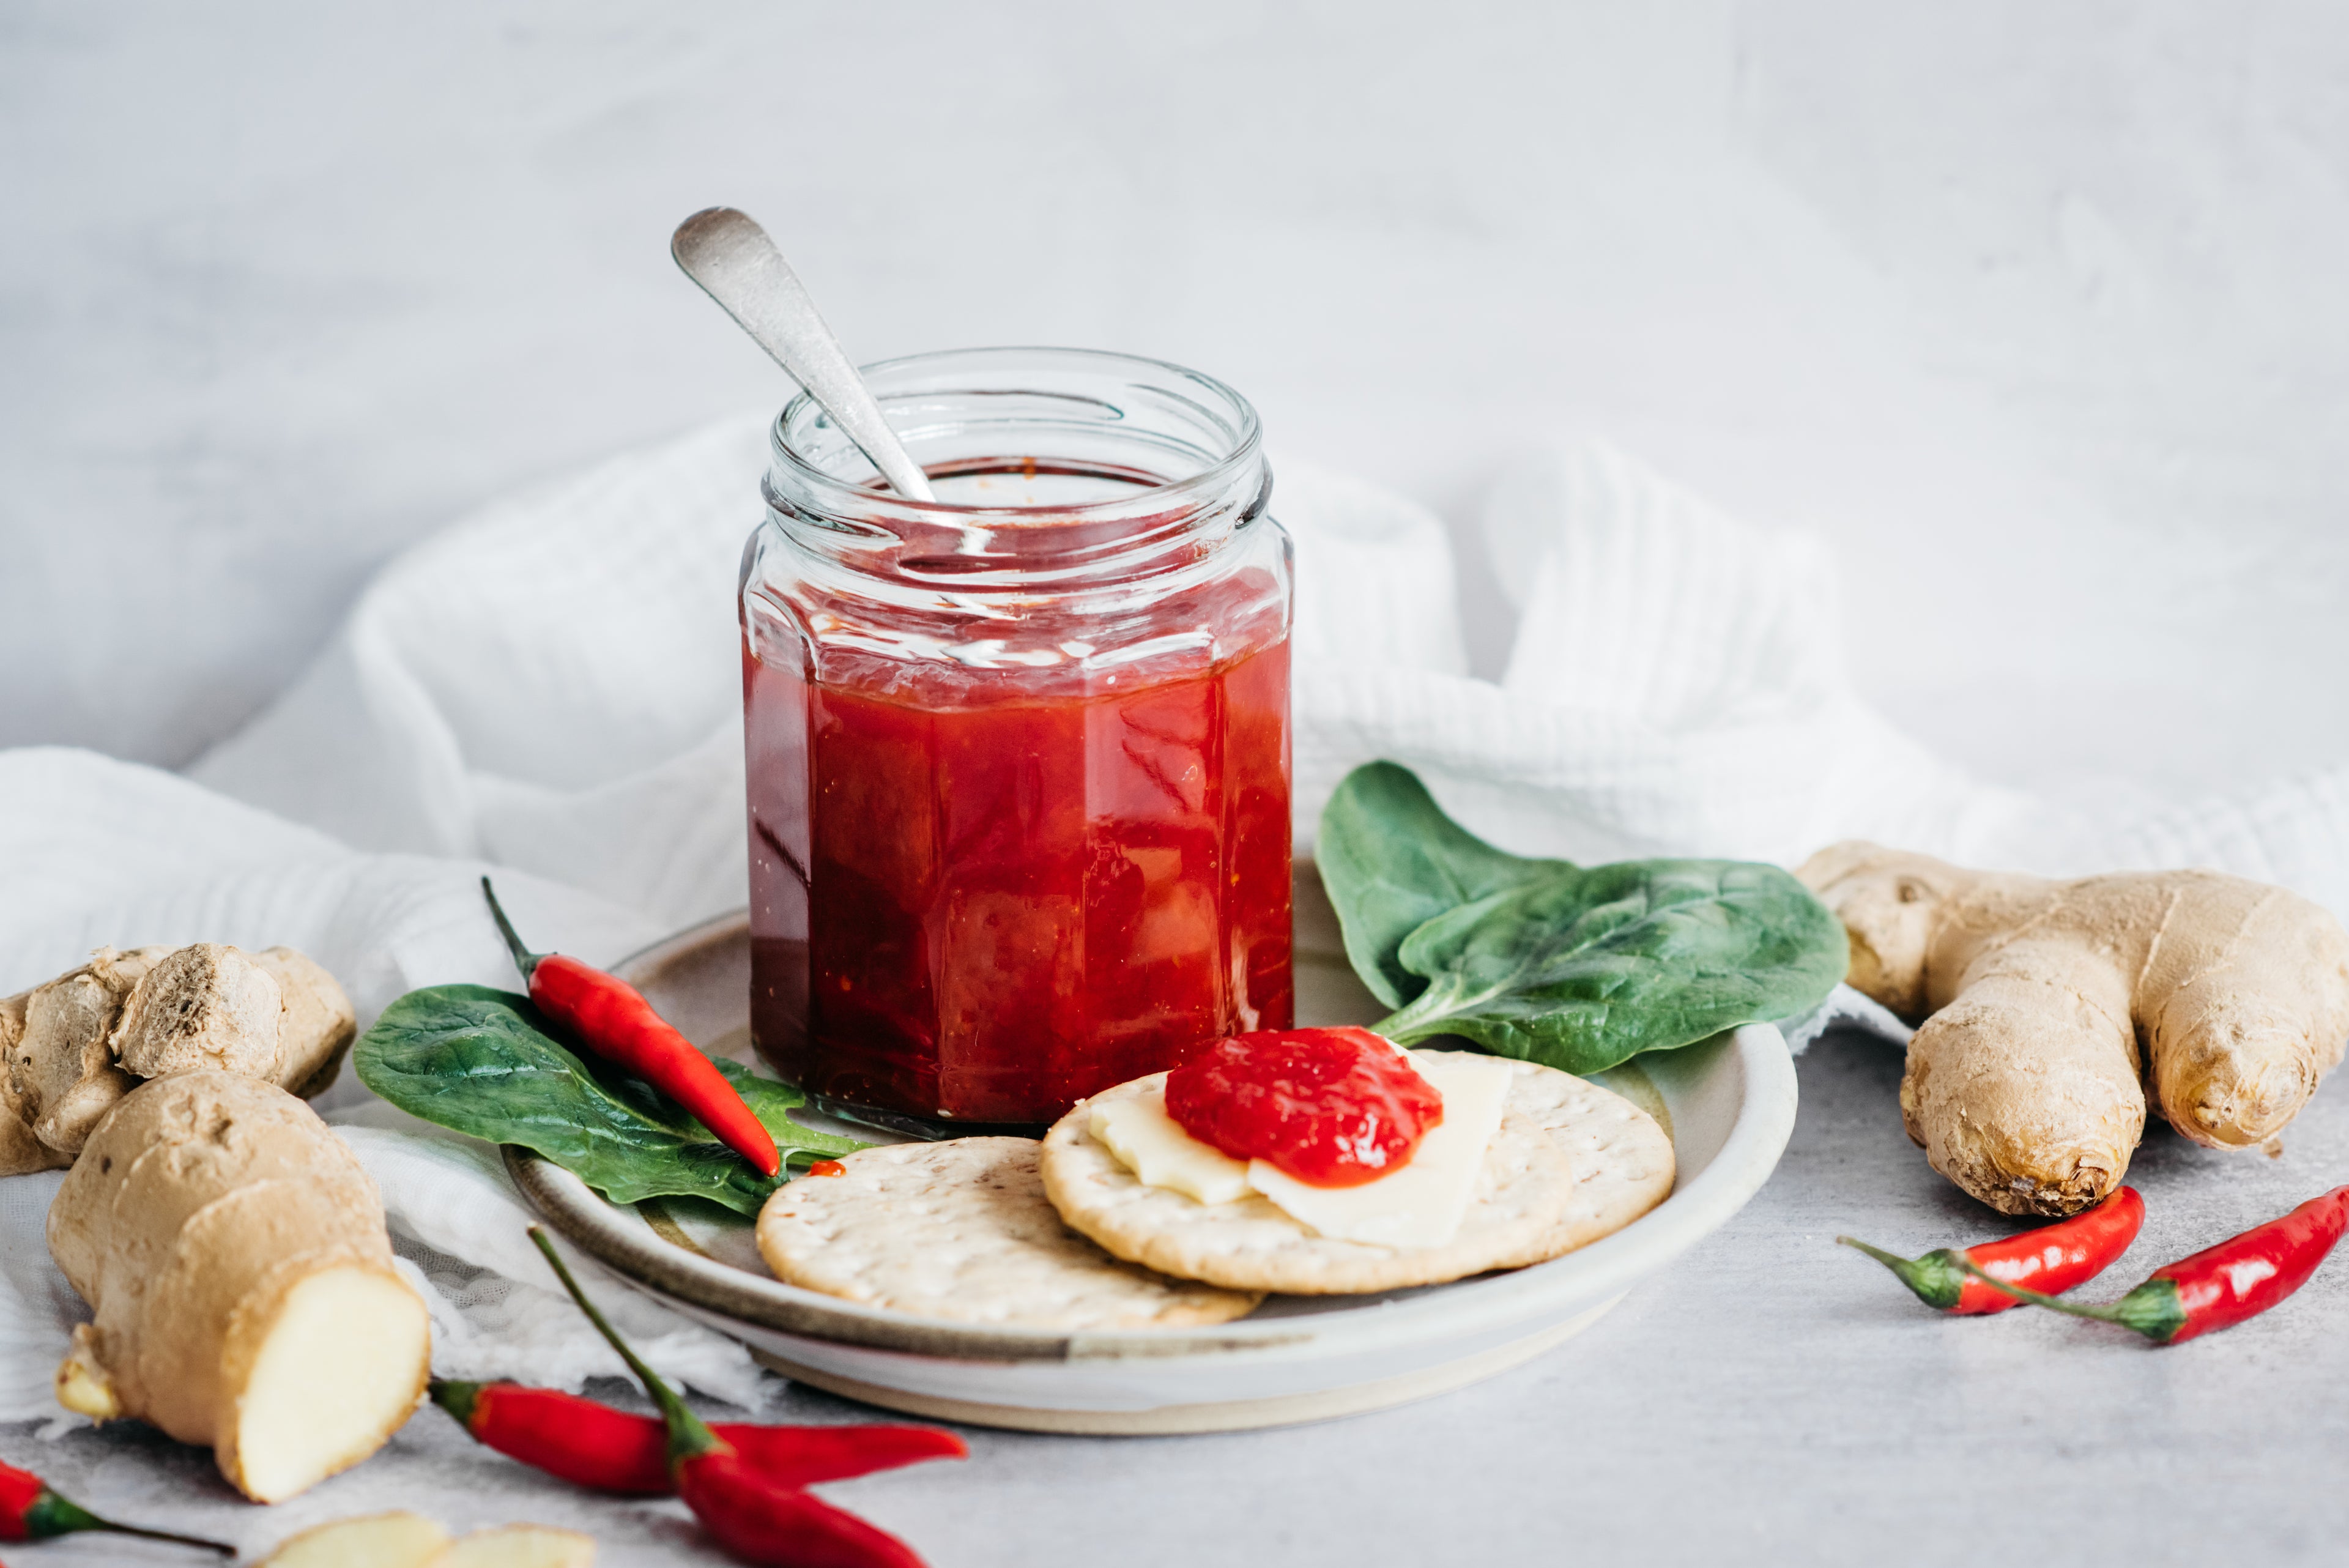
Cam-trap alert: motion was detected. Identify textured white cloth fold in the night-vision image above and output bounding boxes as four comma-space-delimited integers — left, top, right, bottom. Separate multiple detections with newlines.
7, 413, 2349, 1424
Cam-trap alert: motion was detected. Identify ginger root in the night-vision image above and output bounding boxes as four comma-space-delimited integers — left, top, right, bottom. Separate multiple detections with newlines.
442, 1525, 599, 1566
258, 1512, 451, 1567
254, 945, 359, 1097
258, 1515, 596, 1567
1800, 842, 2349, 1215
8, 946, 172, 1157
0, 989, 70, 1175
46, 1070, 431, 1502
0, 941, 356, 1161
111, 942, 284, 1079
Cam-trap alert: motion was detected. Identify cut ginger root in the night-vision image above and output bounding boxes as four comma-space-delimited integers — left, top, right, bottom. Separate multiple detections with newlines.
440, 1525, 599, 1566
259, 1512, 452, 1567
257, 1515, 596, 1567
46, 1070, 431, 1502
1800, 842, 2349, 1216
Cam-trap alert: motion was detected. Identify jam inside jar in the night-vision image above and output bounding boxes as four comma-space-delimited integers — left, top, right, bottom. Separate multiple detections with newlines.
741, 349, 1294, 1132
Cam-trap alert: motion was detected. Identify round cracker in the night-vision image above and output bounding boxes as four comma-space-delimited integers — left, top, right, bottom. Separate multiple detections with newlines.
754, 1137, 1262, 1329
1488, 1061, 1675, 1268
1039, 1055, 1581, 1294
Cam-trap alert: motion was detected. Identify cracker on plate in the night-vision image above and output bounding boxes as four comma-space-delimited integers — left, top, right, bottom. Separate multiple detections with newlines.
1490, 1063, 1675, 1267
754, 1137, 1263, 1329
1039, 1053, 1606, 1295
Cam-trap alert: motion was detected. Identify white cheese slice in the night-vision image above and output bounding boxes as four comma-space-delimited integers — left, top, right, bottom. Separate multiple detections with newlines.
1086, 1050, 1514, 1250
1088, 1091, 1253, 1205
1243, 1053, 1513, 1248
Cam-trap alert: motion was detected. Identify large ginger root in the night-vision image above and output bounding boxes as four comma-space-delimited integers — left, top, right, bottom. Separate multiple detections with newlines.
0, 942, 357, 1164
8, 946, 172, 1157
1800, 842, 2349, 1216
47, 1071, 431, 1502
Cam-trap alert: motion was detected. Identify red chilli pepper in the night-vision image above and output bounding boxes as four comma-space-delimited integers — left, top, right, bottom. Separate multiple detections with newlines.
527, 1228, 928, 1568
429, 1380, 963, 1495
0, 1459, 231, 1554
484, 878, 779, 1177
1961, 1185, 2349, 1343
1838, 1187, 2146, 1315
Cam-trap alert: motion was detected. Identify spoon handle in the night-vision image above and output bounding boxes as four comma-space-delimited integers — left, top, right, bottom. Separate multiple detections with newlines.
671, 207, 937, 503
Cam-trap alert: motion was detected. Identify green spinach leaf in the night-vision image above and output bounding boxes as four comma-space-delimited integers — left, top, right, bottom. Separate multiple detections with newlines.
1319, 763, 1846, 1072
355, 985, 864, 1216
1317, 760, 1568, 1007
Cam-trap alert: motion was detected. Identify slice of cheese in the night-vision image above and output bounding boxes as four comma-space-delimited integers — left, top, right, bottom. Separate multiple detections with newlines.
1243, 1053, 1513, 1248
1089, 1092, 1253, 1205
1087, 1050, 1515, 1250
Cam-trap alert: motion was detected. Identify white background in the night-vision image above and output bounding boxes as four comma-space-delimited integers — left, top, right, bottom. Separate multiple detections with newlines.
9, 1, 2348, 804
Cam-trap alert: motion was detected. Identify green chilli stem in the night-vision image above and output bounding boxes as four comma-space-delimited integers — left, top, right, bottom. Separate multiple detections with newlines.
481, 877, 543, 979
526, 1226, 721, 1464
1953, 1258, 2124, 1320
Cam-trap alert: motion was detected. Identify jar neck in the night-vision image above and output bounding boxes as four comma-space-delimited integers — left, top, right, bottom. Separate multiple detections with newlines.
758, 346, 1269, 605
763, 455, 1271, 603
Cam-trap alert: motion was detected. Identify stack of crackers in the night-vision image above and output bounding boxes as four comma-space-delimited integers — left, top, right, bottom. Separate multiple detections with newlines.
755, 1052, 1675, 1329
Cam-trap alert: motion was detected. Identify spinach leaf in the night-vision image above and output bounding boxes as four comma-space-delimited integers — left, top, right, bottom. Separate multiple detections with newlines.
1319, 763, 1846, 1072
1317, 760, 1568, 1007
355, 985, 864, 1216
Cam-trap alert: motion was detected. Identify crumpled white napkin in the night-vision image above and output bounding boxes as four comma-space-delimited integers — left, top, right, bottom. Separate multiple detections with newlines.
7, 412, 2348, 1426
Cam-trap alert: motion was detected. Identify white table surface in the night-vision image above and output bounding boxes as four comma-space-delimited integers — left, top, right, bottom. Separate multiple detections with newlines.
9, 1020, 2344, 1567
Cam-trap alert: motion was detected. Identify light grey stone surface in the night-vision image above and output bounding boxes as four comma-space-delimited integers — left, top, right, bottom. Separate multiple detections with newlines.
9, 1025, 2347, 1566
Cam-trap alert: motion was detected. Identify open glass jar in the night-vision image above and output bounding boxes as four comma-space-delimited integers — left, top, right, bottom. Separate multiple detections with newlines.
740, 348, 1294, 1132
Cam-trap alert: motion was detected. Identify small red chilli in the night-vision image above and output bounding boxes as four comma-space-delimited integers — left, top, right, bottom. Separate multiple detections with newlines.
0, 1459, 229, 1554
483, 878, 781, 1176
1839, 1187, 2145, 1314
527, 1227, 929, 1568
1961, 1184, 2349, 1343
429, 1380, 963, 1496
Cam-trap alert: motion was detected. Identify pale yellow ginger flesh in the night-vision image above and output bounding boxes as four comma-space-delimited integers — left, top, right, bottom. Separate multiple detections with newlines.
439, 1525, 600, 1566
0, 941, 355, 1162
259, 1512, 453, 1568
46, 1071, 430, 1501
1800, 842, 2349, 1216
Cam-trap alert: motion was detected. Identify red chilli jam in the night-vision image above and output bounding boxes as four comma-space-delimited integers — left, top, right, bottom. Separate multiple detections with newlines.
740, 349, 1294, 1132
1164, 1027, 1443, 1187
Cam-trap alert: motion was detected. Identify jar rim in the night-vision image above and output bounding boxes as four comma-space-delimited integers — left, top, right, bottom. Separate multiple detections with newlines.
768, 346, 1264, 521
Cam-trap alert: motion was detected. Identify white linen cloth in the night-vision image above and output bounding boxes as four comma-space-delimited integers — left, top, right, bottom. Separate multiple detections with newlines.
7, 412, 2349, 1425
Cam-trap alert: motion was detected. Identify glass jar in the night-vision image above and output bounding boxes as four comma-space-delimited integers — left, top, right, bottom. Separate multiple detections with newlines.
740, 347, 1294, 1132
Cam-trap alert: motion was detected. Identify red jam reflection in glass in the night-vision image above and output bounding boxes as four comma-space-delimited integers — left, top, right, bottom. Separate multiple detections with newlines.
744, 470, 1293, 1128
1164, 1027, 1443, 1187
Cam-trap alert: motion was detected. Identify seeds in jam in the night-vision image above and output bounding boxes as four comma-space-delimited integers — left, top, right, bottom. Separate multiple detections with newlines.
1162, 1027, 1444, 1187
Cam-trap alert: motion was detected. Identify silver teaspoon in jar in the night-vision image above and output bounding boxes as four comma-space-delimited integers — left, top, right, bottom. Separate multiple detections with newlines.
670, 207, 937, 503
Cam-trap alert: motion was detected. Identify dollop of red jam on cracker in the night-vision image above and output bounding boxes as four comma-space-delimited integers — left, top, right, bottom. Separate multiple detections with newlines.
1163, 1027, 1444, 1187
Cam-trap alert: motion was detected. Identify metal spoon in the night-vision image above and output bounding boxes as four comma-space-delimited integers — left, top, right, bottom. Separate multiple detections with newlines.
670, 207, 937, 503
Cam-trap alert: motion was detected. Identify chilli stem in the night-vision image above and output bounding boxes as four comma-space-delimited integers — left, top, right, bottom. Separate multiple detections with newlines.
1835, 1236, 1914, 1271
525, 1227, 707, 1443
1953, 1258, 2128, 1321
481, 876, 542, 979
114, 1522, 239, 1554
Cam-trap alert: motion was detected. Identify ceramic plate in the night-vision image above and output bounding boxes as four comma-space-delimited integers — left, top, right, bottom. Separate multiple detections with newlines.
510, 868, 1798, 1433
